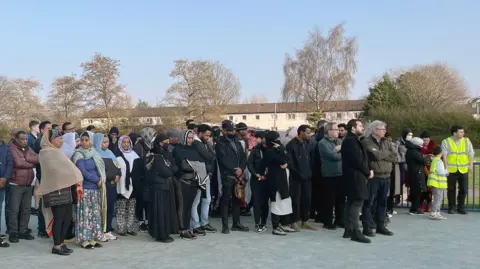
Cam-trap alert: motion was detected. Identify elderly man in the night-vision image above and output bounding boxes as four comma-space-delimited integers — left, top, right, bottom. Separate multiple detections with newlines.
318, 122, 344, 230
361, 120, 397, 237
441, 125, 474, 215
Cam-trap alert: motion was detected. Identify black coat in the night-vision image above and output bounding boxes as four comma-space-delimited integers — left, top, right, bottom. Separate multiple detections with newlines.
405, 142, 429, 195
247, 144, 264, 176
215, 136, 247, 179
285, 138, 312, 181
341, 132, 370, 200
148, 150, 178, 188
259, 146, 290, 202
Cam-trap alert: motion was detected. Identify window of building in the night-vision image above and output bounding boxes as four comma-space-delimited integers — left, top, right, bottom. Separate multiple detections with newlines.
271, 114, 278, 120
146, 117, 152, 124
287, 113, 296, 120
88, 119, 93, 124
255, 115, 260, 120
336, 113, 342, 119
229, 116, 233, 121
242, 115, 247, 120
354, 112, 359, 118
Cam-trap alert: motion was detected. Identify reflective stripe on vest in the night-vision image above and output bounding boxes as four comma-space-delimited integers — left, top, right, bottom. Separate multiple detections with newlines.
446, 137, 469, 174
427, 157, 447, 189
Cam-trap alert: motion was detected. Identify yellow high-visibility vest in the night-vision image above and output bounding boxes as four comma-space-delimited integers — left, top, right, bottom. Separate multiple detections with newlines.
427, 157, 447, 189
446, 137, 470, 174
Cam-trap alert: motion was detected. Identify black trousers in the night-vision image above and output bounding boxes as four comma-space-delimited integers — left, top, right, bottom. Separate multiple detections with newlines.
447, 172, 468, 210
322, 177, 345, 226
250, 177, 269, 225
290, 179, 312, 223
220, 179, 241, 228
311, 177, 323, 221
180, 183, 198, 231
271, 213, 290, 229
51, 203, 73, 246
344, 198, 363, 231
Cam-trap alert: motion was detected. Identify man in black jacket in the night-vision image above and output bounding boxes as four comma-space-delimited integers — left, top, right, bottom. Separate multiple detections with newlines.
33, 120, 51, 238
215, 120, 249, 234
341, 119, 372, 243
286, 125, 317, 231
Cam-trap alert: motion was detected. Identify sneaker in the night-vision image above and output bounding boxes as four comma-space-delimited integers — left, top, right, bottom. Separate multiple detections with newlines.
139, 223, 149, 232
429, 212, 447, 220
37, 231, 49, 239
291, 222, 301, 232
52, 246, 70, 256
231, 224, 249, 232
201, 224, 217, 233
193, 227, 206, 236
272, 227, 287, 236
104, 232, 117, 240
18, 233, 35, 240
180, 230, 195, 240
0, 238, 10, 248
280, 225, 296, 233
61, 244, 74, 254
409, 210, 424, 216
97, 233, 109, 242
9, 234, 19, 243
387, 213, 393, 218
255, 225, 267, 234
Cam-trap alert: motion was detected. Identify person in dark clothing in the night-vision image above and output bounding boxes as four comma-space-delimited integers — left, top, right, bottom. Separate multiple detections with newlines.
33, 120, 52, 239
173, 130, 214, 240
215, 120, 249, 234
337, 123, 347, 140
310, 121, 327, 222
27, 120, 39, 149
258, 131, 294, 236
247, 131, 269, 233
341, 119, 372, 244
406, 137, 431, 215
0, 139, 13, 247
285, 125, 316, 231
146, 133, 179, 243
318, 122, 344, 230
93, 133, 121, 240
108, 127, 121, 156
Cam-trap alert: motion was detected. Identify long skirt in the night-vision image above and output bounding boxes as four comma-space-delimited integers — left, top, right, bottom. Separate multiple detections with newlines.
75, 189, 102, 243
116, 198, 136, 234
150, 185, 179, 240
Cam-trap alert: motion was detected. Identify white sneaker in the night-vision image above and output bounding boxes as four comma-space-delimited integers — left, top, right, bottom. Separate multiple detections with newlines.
387, 214, 393, 218
392, 211, 398, 215
105, 232, 117, 240
97, 233, 109, 242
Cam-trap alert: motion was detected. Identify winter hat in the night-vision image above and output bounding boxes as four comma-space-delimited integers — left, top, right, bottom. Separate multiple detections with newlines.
167, 128, 180, 138
221, 120, 235, 131
155, 132, 169, 142
109, 127, 119, 135
410, 137, 424, 147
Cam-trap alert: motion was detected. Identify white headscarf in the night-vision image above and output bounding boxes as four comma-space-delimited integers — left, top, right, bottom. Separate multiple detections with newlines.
60, 133, 76, 159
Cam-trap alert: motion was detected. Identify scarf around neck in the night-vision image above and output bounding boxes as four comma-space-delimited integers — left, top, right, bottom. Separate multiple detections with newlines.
118, 135, 139, 172
72, 131, 106, 182
93, 133, 119, 166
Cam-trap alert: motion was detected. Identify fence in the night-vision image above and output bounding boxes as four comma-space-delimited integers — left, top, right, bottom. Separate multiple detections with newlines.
397, 162, 480, 212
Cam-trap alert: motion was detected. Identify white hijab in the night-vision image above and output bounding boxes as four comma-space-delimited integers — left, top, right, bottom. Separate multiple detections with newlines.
60, 133, 76, 159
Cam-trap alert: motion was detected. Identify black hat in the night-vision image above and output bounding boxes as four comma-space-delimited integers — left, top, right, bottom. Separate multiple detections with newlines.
222, 120, 235, 131
155, 133, 169, 143
235, 122, 248, 131
254, 131, 265, 139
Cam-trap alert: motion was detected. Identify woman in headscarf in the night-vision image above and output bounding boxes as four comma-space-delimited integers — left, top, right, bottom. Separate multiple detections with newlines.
133, 127, 156, 233
405, 137, 431, 215
38, 129, 83, 255
146, 133, 179, 243
108, 127, 121, 156
61, 133, 77, 159
72, 131, 106, 249
115, 135, 142, 236
172, 130, 214, 240
258, 131, 294, 236
93, 133, 121, 241
419, 131, 436, 212
396, 128, 413, 202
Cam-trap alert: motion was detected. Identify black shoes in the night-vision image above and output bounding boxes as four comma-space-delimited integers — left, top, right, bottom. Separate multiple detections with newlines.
201, 224, 217, 233
52, 245, 73, 256
351, 230, 371, 244
457, 209, 468, 215
38, 231, 49, 238
231, 224, 249, 232
342, 229, 351, 239
376, 226, 394, 236
193, 228, 206, 236
157, 236, 174, 243
362, 228, 375, 237
139, 223, 149, 232
180, 230, 196, 240
62, 244, 74, 254
221, 226, 230, 234
323, 224, 336, 230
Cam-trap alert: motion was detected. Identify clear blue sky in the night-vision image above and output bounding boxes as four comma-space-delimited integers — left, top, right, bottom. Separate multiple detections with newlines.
1, 0, 479, 103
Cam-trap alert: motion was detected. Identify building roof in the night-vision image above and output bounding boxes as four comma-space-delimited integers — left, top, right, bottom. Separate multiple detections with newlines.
83, 100, 365, 119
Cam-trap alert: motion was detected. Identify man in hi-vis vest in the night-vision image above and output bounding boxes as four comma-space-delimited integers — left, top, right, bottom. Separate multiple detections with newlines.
441, 125, 474, 215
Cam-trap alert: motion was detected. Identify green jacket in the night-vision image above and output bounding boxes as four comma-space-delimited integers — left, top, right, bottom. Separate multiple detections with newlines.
362, 136, 398, 178
318, 136, 343, 177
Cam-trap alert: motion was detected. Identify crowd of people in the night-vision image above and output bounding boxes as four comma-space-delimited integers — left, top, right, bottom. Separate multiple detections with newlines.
0, 117, 474, 254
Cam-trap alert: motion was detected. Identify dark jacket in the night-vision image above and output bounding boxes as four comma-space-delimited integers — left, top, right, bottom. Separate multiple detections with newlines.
341, 132, 370, 200
133, 140, 149, 199
148, 150, 178, 188
247, 144, 265, 176
9, 143, 38, 186
27, 133, 37, 150
405, 142, 430, 195
33, 135, 43, 182
318, 136, 343, 177
103, 158, 122, 187
215, 136, 247, 180
362, 136, 398, 178
0, 142, 13, 179
258, 145, 290, 202
285, 138, 312, 181
201, 140, 216, 174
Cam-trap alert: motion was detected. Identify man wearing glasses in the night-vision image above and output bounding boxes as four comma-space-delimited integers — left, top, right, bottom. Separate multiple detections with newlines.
361, 120, 398, 238
62, 122, 75, 134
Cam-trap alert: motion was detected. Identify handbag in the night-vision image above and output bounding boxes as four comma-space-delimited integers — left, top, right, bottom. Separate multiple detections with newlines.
234, 176, 246, 201
43, 187, 73, 208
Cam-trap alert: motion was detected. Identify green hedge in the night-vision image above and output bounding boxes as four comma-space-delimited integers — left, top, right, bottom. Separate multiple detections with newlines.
364, 107, 480, 147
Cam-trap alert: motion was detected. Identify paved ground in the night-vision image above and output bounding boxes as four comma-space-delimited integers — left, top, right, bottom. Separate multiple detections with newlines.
1, 209, 479, 269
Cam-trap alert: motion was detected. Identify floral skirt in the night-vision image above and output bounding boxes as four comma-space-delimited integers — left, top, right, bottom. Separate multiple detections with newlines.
75, 189, 102, 243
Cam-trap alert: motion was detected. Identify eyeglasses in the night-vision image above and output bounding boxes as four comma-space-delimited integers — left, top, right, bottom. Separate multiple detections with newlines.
329, 129, 339, 131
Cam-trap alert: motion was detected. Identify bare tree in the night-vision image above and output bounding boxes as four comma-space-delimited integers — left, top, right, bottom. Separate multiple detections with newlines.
81, 53, 129, 127
0, 77, 43, 126
282, 24, 358, 115
164, 59, 241, 121
243, 94, 269, 104
47, 74, 85, 121
395, 63, 468, 111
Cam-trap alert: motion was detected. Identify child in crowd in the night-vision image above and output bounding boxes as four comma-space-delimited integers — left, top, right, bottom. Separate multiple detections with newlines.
426, 146, 447, 220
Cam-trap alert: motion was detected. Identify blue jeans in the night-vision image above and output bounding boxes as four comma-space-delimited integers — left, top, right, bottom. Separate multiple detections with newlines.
191, 179, 211, 228
0, 187, 5, 234
362, 177, 390, 229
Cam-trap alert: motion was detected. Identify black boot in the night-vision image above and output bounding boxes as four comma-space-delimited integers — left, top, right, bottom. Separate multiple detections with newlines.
342, 229, 351, 239
362, 227, 375, 237
351, 230, 371, 243
376, 226, 394, 236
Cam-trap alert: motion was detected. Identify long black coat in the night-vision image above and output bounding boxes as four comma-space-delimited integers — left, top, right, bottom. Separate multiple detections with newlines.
341, 132, 370, 200
405, 142, 429, 195
258, 146, 290, 202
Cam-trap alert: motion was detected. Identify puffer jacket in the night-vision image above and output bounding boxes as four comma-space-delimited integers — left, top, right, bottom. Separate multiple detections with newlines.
9, 143, 38, 186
